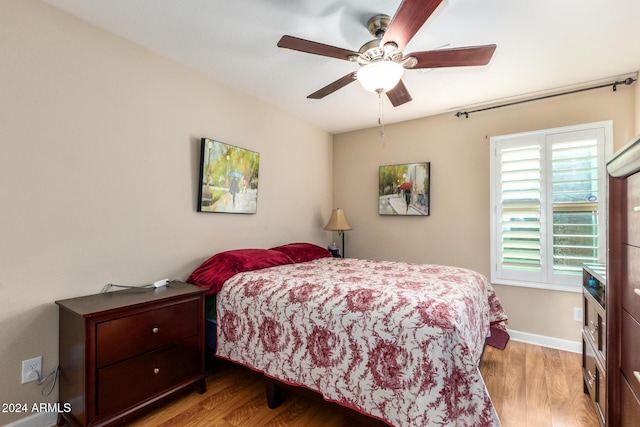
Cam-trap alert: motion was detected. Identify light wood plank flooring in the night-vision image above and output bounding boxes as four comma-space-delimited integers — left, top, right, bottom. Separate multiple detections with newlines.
126, 340, 600, 427
481, 340, 600, 426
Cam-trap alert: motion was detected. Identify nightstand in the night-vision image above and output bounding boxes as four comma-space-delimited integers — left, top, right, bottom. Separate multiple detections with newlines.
582, 263, 606, 425
55, 282, 206, 427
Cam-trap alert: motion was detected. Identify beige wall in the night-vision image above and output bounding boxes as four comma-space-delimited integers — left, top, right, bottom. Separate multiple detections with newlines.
333, 84, 636, 344
0, 0, 332, 423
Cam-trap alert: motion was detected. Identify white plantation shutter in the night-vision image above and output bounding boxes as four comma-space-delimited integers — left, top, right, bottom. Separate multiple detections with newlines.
490, 122, 611, 291
494, 139, 545, 283
547, 130, 606, 287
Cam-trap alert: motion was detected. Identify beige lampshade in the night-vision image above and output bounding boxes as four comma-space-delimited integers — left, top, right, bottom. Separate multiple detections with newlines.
324, 208, 352, 231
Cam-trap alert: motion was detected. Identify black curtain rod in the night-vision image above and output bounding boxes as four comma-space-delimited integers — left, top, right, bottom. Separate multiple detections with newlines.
454, 77, 636, 118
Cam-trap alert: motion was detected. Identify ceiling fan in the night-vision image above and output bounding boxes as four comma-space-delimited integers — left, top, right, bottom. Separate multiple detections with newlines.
277, 0, 496, 107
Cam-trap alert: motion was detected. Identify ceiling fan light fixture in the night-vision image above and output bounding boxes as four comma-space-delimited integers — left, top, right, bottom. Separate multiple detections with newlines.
356, 61, 404, 93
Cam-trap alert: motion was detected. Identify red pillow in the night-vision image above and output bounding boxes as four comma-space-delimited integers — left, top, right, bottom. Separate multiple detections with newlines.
270, 242, 331, 263
187, 249, 293, 294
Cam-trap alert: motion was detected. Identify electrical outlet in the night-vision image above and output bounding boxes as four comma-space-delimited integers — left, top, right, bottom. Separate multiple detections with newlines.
21, 356, 42, 384
573, 307, 583, 322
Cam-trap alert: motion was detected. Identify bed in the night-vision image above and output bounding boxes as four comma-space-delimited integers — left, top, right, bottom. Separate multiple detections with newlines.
187, 243, 508, 427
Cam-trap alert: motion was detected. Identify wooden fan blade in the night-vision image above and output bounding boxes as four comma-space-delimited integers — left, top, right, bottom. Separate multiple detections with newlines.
277, 35, 358, 61
386, 80, 412, 107
382, 0, 444, 51
307, 72, 357, 99
408, 44, 497, 69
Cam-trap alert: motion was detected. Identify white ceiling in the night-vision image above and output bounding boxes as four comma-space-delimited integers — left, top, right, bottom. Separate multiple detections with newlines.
43, 0, 640, 134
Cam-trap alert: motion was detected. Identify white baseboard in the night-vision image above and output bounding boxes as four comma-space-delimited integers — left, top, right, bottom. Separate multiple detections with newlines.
508, 329, 581, 353
2, 412, 57, 427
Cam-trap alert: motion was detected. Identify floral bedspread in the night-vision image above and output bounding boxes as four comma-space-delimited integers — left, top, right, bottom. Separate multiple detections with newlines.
216, 258, 507, 427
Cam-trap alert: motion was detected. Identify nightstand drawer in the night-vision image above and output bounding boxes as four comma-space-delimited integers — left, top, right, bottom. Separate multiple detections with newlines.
583, 332, 597, 395
583, 289, 606, 359
621, 309, 640, 400
97, 336, 201, 417
97, 299, 199, 368
623, 244, 640, 322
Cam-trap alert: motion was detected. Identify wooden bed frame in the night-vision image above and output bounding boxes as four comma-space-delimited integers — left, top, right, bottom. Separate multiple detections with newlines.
264, 376, 390, 426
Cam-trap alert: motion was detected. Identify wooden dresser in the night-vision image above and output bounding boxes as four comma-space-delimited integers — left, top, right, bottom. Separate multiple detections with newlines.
606, 134, 640, 426
55, 282, 206, 427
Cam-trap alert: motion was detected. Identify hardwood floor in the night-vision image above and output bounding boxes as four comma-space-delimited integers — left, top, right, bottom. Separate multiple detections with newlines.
126, 340, 600, 427
481, 340, 600, 427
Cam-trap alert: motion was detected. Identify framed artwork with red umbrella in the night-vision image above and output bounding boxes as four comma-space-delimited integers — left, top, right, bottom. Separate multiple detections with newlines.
378, 162, 430, 216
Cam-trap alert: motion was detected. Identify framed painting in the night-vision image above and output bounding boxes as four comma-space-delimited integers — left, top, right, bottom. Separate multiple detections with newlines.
379, 162, 430, 216
197, 138, 260, 214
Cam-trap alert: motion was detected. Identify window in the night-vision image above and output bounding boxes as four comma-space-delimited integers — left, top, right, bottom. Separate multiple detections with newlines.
490, 121, 612, 292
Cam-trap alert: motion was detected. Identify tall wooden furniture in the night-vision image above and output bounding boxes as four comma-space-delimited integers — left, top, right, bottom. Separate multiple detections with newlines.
582, 263, 606, 425
606, 135, 640, 426
56, 282, 206, 427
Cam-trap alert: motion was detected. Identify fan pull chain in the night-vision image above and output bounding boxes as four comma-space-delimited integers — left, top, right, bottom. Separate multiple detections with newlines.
377, 90, 385, 138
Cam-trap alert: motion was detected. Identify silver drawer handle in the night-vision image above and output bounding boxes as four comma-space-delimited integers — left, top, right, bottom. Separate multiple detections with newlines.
634, 371, 640, 385
153, 368, 160, 374
634, 289, 640, 297
152, 327, 159, 334
634, 206, 640, 212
